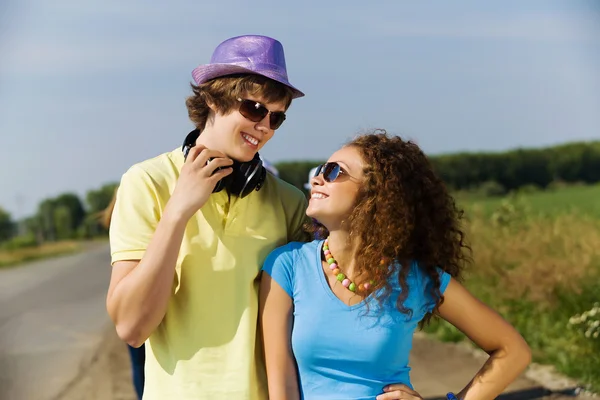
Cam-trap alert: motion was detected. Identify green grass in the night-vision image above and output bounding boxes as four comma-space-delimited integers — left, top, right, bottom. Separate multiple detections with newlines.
426, 184, 600, 392
455, 183, 600, 218
426, 281, 600, 392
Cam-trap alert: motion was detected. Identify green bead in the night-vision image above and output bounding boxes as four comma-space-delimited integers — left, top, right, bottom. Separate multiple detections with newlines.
323, 245, 329, 250
336, 273, 345, 282
349, 282, 356, 292
370, 280, 375, 285
327, 258, 335, 264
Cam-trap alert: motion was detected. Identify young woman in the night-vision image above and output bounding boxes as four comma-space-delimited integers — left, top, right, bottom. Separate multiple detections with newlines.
260, 130, 532, 400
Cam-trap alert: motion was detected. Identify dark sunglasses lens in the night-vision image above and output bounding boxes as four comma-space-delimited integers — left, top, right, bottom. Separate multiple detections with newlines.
239, 100, 268, 122
323, 163, 341, 182
269, 112, 286, 130
313, 164, 324, 178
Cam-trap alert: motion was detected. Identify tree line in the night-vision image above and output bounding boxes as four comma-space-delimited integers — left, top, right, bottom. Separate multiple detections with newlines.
0, 183, 118, 249
276, 140, 600, 194
429, 140, 600, 193
1, 140, 598, 248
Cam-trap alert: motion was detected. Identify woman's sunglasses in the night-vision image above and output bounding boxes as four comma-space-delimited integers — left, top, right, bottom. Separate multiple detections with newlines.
312, 162, 346, 183
237, 98, 286, 130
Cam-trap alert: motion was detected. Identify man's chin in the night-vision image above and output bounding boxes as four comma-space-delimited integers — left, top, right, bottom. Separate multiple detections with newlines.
231, 148, 258, 163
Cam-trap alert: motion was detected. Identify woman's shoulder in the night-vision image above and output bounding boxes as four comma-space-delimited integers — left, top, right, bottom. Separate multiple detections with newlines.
262, 240, 322, 281
269, 239, 321, 259
407, 260, 452, 301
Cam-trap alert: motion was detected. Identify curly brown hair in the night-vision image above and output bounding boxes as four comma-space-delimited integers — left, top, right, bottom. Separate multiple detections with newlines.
186, 74, 295, 131
310, 129, 471, 326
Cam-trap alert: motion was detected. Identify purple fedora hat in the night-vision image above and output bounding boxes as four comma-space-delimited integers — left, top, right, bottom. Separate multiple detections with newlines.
192, 35, 304, 99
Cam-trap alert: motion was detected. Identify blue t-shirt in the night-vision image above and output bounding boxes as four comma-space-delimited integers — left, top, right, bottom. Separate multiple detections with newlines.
262, 240, 451, 400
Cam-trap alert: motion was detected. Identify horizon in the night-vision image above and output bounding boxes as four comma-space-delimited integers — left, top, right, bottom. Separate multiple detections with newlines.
7, 136, 598, 223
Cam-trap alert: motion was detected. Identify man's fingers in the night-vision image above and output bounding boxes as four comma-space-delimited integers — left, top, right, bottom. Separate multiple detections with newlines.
376, 390, 422, 400
376, 391, 406, 400
384, 384, 419, 395
185, 146, 229, 165
194, 148, 226, 164
209, 166, 234, 183
184, 145, 207, 163
204, 157, 234, 176
184, 147, 233, 177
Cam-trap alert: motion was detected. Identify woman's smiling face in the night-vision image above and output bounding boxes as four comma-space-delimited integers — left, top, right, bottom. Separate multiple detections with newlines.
306, 145, 365, 231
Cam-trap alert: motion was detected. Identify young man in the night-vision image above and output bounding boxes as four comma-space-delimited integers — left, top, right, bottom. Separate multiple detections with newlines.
106, 35, 308, 400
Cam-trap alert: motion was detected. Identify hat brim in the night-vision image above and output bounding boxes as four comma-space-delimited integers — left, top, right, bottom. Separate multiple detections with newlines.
192, 64, 304, 99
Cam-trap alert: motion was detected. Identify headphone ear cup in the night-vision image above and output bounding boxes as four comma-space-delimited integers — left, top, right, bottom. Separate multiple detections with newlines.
253, 167, 267, 192
239, 165, 266, 198
212, 173, 232, 193
229, 155, 266, 198
211, 159, 237, 193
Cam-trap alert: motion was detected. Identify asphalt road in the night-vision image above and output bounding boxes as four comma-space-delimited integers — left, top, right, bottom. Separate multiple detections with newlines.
0, 243, 113, 400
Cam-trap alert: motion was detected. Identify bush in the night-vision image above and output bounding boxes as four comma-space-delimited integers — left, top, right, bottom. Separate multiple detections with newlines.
1, 234, 38, 250
77, 214, 106, 239
476, 180, 506, 197
516, 184, 541, 195
490, 196, 531, 228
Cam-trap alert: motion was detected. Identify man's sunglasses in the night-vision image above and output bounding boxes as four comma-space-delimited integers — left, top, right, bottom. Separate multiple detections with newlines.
312, 162, 347, 183
237, 98, 286, 130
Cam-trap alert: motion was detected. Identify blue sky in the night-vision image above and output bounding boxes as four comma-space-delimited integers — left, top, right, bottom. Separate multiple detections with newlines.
1, 0, 599, 218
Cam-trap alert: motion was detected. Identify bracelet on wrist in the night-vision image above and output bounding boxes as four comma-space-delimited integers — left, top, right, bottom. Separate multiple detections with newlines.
446, 392, 459, 400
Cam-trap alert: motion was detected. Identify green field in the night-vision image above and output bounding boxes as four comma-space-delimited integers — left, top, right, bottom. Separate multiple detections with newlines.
455, 183, 600, 218
427, 184, 600, 392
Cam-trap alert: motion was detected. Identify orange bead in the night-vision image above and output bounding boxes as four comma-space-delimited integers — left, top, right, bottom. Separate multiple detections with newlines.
332, 268, 340, 275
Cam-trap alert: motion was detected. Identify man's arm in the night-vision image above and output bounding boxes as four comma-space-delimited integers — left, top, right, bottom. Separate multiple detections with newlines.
106, 208, 187, 347
106, 146, 233, 347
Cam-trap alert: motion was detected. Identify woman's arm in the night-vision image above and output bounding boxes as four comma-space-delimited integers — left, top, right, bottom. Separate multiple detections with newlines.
259, 272, 300, 400
438, 279, 532, 400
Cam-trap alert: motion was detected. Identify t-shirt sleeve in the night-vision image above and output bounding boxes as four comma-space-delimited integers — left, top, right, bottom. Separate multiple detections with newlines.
289, 196, 310, 243
275, 178, 310, 243
261, 245, 296, 298
418, 264, 452, 314
109, 165, 162, 265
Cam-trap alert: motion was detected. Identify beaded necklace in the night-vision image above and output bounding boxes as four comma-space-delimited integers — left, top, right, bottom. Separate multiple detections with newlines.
323, 237, 372, 293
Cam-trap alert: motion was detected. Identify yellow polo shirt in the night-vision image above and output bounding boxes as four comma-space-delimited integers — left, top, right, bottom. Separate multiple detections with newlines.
110, 148, 308, 400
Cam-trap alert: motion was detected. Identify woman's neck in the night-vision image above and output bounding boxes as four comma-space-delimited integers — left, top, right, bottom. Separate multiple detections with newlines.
325, 230, 358, 278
